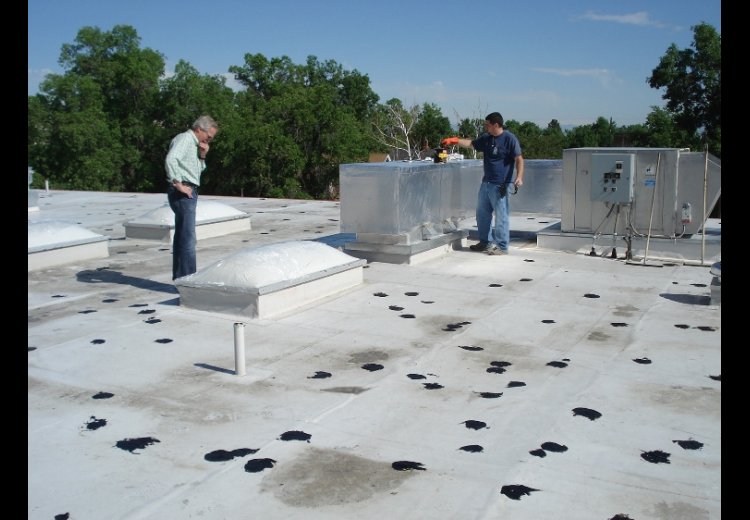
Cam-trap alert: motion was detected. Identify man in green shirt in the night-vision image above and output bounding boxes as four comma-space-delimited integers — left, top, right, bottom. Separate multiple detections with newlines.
165, 115, 218, 280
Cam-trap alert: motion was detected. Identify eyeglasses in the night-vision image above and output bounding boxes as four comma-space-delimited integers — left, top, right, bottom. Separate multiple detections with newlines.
202, 128, 216, 142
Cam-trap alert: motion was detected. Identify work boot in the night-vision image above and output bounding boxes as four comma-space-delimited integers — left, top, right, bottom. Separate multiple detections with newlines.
485, 245, 508, 255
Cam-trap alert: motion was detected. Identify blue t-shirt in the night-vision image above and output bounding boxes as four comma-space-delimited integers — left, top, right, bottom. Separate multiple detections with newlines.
472, 131, 522, 185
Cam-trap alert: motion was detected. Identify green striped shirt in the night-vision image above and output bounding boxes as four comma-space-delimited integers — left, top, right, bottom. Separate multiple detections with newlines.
165, 129, 206, 186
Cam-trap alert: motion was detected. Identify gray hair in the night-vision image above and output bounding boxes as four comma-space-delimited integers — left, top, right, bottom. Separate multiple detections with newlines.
192, 115, 218, 132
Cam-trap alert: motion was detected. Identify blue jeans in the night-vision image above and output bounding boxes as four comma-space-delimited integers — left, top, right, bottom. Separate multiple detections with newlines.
167, 186, 198, 280
476, 181, 510, 251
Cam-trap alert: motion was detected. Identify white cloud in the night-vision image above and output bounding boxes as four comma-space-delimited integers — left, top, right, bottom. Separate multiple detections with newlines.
577, 10, 665, 28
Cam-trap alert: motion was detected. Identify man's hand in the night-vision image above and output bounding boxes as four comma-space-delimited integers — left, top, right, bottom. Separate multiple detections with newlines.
173, 181, 194, 198
440, 136, 459, 146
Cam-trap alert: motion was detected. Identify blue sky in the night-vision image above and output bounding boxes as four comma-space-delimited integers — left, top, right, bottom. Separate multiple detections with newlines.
28, 0, 720, 128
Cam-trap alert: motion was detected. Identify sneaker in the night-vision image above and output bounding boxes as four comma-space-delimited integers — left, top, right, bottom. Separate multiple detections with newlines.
485, 245, 508, 255
469, 241, 490, 251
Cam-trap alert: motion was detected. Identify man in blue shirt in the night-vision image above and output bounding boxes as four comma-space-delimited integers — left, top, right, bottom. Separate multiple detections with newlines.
165, 115, 219, 279
442, 112, 524, 255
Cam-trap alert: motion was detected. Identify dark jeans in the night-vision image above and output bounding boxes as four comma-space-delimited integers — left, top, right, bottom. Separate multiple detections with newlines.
167, 186, 198, 280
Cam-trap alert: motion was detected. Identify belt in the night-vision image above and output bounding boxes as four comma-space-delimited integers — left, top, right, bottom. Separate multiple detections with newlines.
182, 181, 199, 188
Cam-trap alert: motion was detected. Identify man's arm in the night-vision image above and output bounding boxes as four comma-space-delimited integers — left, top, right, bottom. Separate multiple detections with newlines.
441, 136, 474, 149
514, 155, 524, 188
165, 133, 199, 197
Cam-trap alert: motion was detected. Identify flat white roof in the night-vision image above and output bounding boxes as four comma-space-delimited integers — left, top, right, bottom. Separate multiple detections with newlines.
28, 189, 721, 520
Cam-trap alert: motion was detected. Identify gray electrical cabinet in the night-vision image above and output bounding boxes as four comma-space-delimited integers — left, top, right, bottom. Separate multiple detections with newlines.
590, 153, 635, 204
562, 148, 721, 237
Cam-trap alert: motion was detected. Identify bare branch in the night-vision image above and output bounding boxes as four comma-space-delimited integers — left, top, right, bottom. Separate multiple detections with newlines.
370, 102, 422, 160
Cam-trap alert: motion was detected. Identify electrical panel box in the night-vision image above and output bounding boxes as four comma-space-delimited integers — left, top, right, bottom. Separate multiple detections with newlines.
590, 153, 635, 204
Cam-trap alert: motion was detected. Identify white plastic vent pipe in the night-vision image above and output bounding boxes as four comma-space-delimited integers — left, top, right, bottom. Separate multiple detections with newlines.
234, 322, 246, 376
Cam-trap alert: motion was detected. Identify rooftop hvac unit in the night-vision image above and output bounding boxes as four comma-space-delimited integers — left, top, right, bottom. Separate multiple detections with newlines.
562, 148, 720, 237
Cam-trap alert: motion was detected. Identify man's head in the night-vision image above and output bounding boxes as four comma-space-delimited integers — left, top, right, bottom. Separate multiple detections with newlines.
484, 112, 504, 135
192, 115, 219, 143
485, 112, 504, 126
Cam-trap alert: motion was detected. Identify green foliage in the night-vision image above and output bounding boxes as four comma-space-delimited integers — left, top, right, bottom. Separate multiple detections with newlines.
158, 60, 240, 194
648, 22, 721, 157
612, 123, 650, 147
412, 103, 452, 151
457, 118, 483, 139
28, 96, 52, 184
563, 117, 616, 149
540, 120, 566, 158
267, 178, 313, 200
641, 107, 693, 148
30, 25, 165, 191
28, 23, 721, 198
226, 53, 377, 197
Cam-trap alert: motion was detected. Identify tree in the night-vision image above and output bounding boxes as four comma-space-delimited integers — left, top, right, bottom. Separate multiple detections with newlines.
30, 73, 125, 190
28, 95, 52, 185
457, 117, 483, 139
412, 103, 452, 156
593, 117, 616, 146
453, 117, 484, 159
510, 121, 543, 158
612, 123, 650, 147
540, 120, 566, 158
648, 22, 721, 157
565, 117, 616, 148
29, 25, 165, 191
158, 61, 235, 132
157, 60, 238, 194
59, 25, 164, 121
370, 99, 422, 160
642, 107, 694, 148
228, 53, 377, 197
